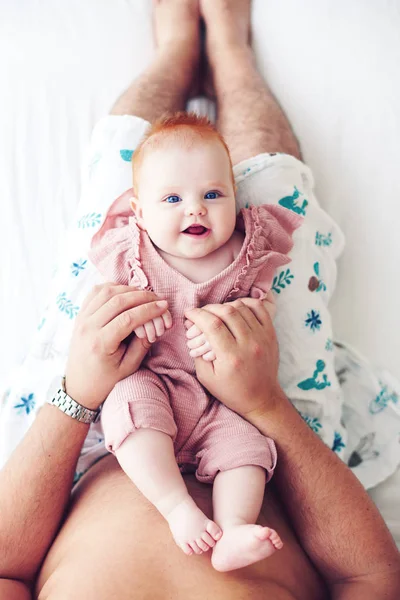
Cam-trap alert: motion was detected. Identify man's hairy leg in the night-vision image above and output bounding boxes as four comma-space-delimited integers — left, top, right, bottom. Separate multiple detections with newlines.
111, 0, 201, 120
200, 0, 301, 164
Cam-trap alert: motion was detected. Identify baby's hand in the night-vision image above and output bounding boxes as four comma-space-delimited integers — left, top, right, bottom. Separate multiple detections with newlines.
185, 321, 216, 362
134, 310, 172, 343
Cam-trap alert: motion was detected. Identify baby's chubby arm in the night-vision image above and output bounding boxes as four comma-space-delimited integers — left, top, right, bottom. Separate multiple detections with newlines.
134, 311, 173, 343
185, 292, 276, 361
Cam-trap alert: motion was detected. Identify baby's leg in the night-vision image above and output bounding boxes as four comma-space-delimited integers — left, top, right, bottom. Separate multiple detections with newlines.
211, 465, 283, 572
115, 429, 222, 556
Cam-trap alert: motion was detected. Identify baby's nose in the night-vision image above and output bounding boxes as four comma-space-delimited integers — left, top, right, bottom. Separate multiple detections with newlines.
185, 200, 207, 216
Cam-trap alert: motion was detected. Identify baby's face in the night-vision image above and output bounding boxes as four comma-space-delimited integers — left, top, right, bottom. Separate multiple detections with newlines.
134, 137, 236, 260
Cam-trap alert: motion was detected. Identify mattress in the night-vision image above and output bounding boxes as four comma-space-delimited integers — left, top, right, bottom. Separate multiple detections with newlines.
0, 0, 398, 545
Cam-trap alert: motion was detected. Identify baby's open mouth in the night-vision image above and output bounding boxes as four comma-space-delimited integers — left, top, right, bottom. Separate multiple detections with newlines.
182, 225, 210, 236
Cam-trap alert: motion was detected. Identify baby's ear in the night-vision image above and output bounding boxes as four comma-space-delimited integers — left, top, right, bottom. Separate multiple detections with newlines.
130, 196, 146, 230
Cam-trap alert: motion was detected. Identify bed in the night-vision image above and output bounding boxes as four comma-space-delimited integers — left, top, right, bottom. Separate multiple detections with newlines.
0, 0, 399, 545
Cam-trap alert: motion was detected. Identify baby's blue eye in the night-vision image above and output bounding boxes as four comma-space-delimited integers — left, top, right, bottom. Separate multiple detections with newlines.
204, 191, 220, 200
166, 195, 181, 204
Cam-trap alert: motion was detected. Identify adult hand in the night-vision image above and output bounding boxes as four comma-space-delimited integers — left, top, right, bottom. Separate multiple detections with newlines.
185, 298, 283, 420
65, 283, 171, 410
185, 291, 276, 362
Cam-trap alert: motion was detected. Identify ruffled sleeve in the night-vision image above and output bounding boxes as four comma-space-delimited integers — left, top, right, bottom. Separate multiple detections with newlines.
88, 189, 149, 289
227, 204, 302, 301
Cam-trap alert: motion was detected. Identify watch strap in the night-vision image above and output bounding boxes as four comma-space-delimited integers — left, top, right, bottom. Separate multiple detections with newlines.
48, 377, 100, 424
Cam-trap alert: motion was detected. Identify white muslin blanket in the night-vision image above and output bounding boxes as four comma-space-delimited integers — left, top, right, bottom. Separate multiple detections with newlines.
0, 111, 399, 490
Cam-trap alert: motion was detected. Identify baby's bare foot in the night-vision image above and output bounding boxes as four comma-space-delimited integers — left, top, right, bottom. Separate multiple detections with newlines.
211, 525, 283, 572
166, 495, 222, 555
200, 0, 251, 55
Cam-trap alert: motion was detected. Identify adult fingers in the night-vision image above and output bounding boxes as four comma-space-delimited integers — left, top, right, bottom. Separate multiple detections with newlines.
119, 335, 152, 379
263, 291, 277, 320
193, 354, 215, 382
184, 307, 235, 355
192, 303, 251, 341
83, 284, 147, 317
79, 285, 102, 314
101, 300, 169, 354
239, 297, 274, 328
92, 290, 164, 328
228, 299, 261, 330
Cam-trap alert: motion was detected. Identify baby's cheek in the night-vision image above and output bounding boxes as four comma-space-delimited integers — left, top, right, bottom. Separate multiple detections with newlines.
146, 222, 176, 251
219, 206, 237, 241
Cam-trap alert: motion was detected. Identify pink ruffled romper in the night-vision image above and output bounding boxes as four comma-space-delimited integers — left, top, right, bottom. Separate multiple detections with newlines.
90, 192, 300, 483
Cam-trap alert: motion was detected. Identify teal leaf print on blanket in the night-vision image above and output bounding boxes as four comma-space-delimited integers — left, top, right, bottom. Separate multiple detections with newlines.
325, 338, 333, 352
299, 412, 322, 433
272, 269, 294, 294
14, 393, 36, 415
332, 431, 346, 453
298, 359, 331, 391
56, 293, 79, 319
37, 317, 46, 331
71, 259, 88, 277
315, 231, 333, 247
305, 309, 322, 332
120, 149, 134, 162
278, 186, 308, 216
77, 212, 102, 229
369, 381, 399, 414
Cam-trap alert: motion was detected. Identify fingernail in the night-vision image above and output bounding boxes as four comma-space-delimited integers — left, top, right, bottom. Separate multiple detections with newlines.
156, 300, 168, 308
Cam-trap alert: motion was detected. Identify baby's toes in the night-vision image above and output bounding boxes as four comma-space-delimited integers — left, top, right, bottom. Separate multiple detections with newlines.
190, 541, 204, 555
269, 530, 283, 549
181, 543, 193, 556
202, 531, 216, 548
196, 537, 211, 552
206, 521, 223, 541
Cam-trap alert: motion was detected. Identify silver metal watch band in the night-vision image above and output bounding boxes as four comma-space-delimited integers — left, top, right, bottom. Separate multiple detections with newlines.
48, 377, 100, 424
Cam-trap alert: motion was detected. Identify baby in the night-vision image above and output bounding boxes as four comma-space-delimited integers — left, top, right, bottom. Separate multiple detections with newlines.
89, 113, 301, 572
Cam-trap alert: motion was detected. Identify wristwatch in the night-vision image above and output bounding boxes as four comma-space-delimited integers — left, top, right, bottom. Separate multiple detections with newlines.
48, 376, 101, 424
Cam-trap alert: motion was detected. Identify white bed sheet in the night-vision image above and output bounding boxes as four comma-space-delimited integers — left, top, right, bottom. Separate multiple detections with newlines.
0, 0, 399, 543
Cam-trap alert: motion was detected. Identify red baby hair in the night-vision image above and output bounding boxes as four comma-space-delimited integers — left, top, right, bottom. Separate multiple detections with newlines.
131, 112, 235, 192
